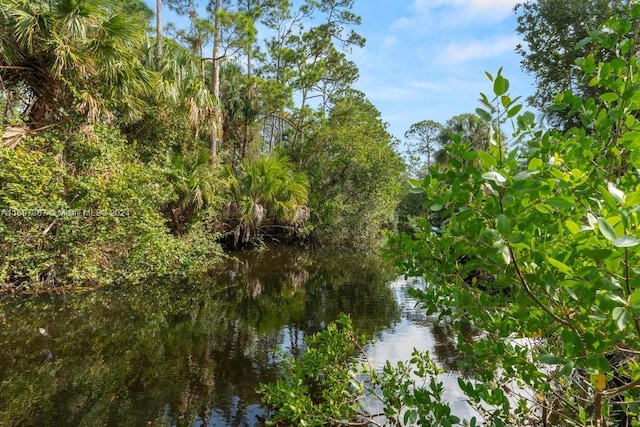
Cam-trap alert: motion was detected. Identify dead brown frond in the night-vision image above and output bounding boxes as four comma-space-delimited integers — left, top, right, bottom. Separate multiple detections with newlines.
2, 125, 29, 148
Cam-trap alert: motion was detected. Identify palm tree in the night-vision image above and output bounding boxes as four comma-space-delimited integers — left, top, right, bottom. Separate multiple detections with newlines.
166, 149, 220, 232
225, 153, 309, 245
146, 37, 218, 140
434, 113, 502, 164
0, 0, 152, 127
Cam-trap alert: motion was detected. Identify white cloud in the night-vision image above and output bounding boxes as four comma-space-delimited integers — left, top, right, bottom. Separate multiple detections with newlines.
382, 36, 398, 49
411, 0, 519, 14
404, 0, 520, 28
390, 16, 416, 31
436, 34, 521, 64
466, 0, 521, 18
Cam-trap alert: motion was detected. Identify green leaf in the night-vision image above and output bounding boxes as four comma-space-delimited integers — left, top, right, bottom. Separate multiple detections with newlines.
462, 151, 477, 161
430, 203, 444, 212
507, 104, 522, 118
513, 170, 540, 180
612, 307, 628, 331
497, 214, 511, 235
476, 108, 492, 122
565, 220, 580, 235
600, 92, 619, 103
512, 179, 543, 191
607, 181, 625, 204
477, 151, 497, 167
539, 353, 566, 365
613, 235, 640, 247
493, 74, 508, 96
409, 186, 424, 194
545, 197, 573, 209
629, 288, 640, 307
533, 203, 554, 214
597, 217, 618, 241
455, 209, 474, 222
548, 257, 573, 274
559, 361, 574, 377
581, 248, 619, 260
482, 171, 506, 184
528, 158, 543, 171
574, 36, 592, 50
498, 242, 511, 265
599, 185, 621, 210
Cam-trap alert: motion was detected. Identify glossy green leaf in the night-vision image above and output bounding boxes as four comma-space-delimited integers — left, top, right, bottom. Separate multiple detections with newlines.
513, 170, 540, 180
614, 235, 640, 247
493, 74, 508, 96
533, 203, 554, 214
574, 36, 592, 50
565, 220, 580, 235
482, 171, 506, 184
612, 307, 628, 331
545, 197, 573, 209
528, 158, 543, 171
607, 181, 625, 204
630, 288, 640, 307
581, 248, 619, 260
507, 104, 522, 118
600, 92, 619, 103
497, 214, 511, 235
539, 353, 566, 365
548, 257, 573, 274
498, 242, 511, 264
476, 108, 492, 122
597, 217, 618, 241
512, 179, 543, 191
477, 151, 497, 167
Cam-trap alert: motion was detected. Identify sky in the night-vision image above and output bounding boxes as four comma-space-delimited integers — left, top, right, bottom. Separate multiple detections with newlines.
346, 0, 536, 140
153, 0, 538, 142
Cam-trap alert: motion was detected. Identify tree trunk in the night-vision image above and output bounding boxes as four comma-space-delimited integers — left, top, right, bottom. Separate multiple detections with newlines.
210, 0, 222, 163
155, 0, 162, 66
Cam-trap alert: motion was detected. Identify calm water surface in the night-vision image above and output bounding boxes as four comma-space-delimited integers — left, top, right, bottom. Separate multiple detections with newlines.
0, 247, 473, 426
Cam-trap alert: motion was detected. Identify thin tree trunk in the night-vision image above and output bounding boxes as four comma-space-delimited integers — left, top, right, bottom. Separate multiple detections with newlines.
210, 0, 222, 163
155, 0, 162, 67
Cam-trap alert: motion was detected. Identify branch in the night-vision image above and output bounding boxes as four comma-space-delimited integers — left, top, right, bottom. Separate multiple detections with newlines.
0, 65, 33, 70
508, 245, 584, 339
603, 376, 640, 398
624, 248, 640, 337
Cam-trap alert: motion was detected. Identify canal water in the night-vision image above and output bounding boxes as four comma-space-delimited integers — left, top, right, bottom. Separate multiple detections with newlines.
0, 247, 474, 426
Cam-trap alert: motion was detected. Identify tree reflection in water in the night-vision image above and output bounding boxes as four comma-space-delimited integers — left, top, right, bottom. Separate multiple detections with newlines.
0, 247, 401, 427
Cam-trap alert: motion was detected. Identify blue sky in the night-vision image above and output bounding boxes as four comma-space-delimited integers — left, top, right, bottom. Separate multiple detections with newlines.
347, 0, 536, 140
152, 0, 537, 141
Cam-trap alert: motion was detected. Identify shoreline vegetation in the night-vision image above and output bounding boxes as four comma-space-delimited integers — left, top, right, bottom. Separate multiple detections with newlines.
0, 0, 403, 293
3, 0, 640, 425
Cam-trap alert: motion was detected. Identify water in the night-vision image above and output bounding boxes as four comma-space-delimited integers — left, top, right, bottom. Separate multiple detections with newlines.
0, 247, 471, 426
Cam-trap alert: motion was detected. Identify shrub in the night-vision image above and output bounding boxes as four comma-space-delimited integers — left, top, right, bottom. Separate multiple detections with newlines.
0, 124, 223, 291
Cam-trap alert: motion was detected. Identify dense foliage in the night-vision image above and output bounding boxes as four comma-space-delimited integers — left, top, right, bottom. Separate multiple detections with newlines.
0, 0, 404, 291
515, 0, 633, 128
389, 6, 640, 425
0, 125, 223, 290
260, 4, 640, 426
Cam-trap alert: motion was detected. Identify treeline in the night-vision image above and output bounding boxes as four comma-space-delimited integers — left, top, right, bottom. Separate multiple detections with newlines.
0, 0, 404, 291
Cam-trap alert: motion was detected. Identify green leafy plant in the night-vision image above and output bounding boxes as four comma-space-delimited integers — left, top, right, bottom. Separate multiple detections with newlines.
0, 124, 223, 291
258, 314, 367, 426
388, 7, 640, 425
224, 153, 309, 246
